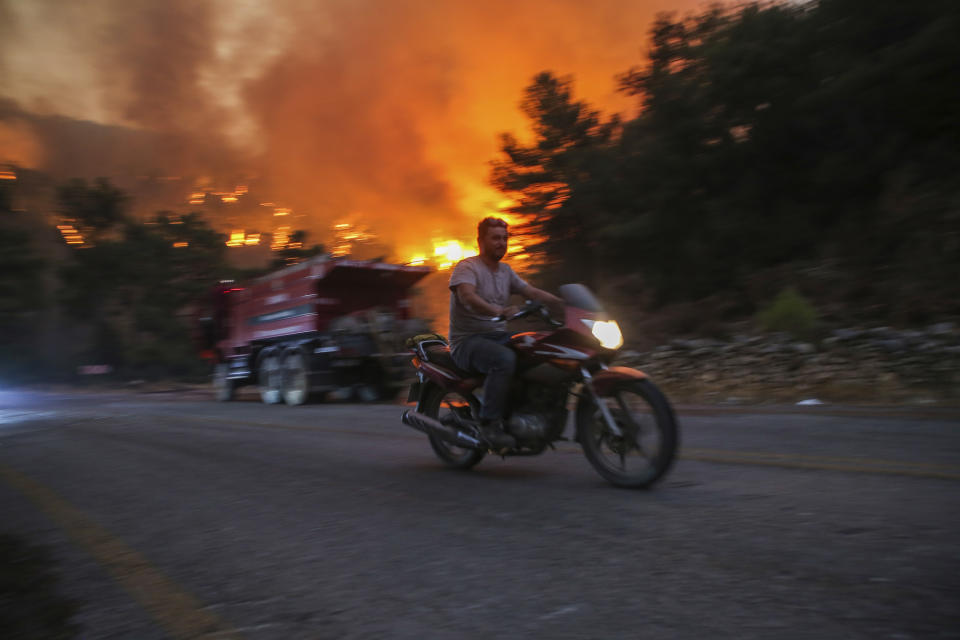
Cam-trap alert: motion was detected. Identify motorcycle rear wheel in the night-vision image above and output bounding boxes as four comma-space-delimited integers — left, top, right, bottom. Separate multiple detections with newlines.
421, 386, 486, 470
577, 379, 678, 488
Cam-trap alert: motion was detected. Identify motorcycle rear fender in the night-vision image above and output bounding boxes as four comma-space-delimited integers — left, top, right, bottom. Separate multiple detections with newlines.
590, 366, 648, 396
414, 358, 482, 395
411, 356, 452, 391
418, 361, 460, 387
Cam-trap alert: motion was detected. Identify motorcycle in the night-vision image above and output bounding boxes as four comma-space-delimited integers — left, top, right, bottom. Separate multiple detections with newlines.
401, 284, 678, 488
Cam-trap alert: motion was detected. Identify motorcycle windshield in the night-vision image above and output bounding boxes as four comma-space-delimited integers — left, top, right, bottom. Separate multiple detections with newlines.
558, 283, 604, 312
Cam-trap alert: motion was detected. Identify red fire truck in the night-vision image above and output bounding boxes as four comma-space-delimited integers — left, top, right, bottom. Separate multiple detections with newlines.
197, 255, 432, 404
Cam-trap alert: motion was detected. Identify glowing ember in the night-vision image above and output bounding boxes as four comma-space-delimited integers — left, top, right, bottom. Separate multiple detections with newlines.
187, 185, 250, 207
0, 171, 16, 180
226, 230, 246, 247
172, 241, 189, 248
271, 226, 291, 251
225, 230, 262, 247
331, 221, 376, 257
57, 219, 85, 246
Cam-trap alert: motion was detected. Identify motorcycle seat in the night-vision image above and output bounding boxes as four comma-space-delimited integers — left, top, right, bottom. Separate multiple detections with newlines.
424, 344, 479, 381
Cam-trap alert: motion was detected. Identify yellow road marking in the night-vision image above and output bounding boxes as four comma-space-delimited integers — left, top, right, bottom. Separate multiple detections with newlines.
0, 463, 245, 640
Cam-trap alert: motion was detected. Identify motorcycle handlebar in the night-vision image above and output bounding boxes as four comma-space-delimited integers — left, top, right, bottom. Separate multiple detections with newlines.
493, 301, 560, 326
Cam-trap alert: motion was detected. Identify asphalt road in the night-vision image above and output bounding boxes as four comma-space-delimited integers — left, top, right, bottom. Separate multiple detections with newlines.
1, 389, 958, 639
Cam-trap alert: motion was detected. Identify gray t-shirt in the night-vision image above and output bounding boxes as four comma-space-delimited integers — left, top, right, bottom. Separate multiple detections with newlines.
448, 256, 528, 348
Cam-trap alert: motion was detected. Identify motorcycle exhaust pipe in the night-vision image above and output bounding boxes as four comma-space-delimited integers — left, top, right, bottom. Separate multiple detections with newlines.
401, 410, 484, 449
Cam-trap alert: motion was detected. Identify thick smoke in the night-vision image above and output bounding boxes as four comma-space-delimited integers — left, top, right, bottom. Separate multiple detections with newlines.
0, 0, 703, 253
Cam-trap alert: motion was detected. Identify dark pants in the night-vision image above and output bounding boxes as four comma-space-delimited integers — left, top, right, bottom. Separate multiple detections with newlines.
451, 332, 515, 422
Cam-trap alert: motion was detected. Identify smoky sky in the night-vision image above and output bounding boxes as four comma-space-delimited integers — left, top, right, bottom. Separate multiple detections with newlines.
0, 0, 704, 253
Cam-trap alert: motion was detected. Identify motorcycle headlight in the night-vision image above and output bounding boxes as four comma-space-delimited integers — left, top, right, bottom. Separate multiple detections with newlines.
581, 319, 623, 349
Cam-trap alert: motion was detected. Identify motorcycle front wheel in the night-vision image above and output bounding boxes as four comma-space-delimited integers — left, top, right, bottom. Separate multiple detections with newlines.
420, 385, 486, 470
577, 379, 678, 488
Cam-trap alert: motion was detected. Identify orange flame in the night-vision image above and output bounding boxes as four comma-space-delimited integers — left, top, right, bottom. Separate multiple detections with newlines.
432, 239, 477, 270
400, 212, 537, 270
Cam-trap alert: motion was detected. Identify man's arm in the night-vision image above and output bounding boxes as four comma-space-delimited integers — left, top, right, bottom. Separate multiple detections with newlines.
518, 283, 564, 315
455, 283, 515, 318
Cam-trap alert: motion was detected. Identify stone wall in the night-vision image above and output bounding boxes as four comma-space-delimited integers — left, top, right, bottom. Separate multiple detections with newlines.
615, 323, 960, 405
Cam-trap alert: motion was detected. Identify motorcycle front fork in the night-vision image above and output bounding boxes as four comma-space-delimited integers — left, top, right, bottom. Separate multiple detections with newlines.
580, 367, 624, 438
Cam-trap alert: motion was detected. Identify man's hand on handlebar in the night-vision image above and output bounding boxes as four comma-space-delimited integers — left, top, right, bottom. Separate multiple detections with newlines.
490, 289, 565, 326
493, 300, 561, 324
491, 304, 520, 322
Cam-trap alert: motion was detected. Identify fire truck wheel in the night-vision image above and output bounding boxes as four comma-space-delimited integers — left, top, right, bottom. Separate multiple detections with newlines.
282, 352, 311, 406
213, 363, 235, 402
258, 353, 283, 404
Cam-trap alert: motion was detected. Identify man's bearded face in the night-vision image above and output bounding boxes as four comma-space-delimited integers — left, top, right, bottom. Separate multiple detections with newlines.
480, 225, 508, 262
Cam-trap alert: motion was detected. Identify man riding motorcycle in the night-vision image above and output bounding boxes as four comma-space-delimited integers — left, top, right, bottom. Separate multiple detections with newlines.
448, 217, 563, 448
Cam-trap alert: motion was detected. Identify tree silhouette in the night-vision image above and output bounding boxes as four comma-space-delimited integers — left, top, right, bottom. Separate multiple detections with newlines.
491, 72, 619, 287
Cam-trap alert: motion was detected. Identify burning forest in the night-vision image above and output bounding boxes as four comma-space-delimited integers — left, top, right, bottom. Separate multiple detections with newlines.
0, 0, 701, 266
